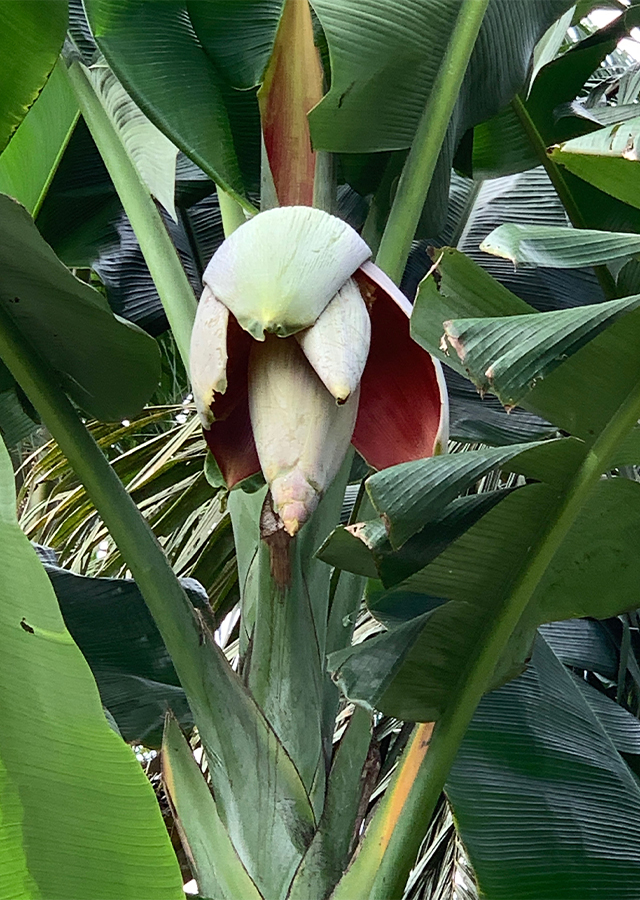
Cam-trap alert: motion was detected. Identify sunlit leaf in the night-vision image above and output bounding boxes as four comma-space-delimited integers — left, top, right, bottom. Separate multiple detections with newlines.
0, 436, 183, 900
0, 1, 67, 153
0, 61, 78, 215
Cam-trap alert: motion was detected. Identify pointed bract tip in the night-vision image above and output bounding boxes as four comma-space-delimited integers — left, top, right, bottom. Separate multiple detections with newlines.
280, 504, 305, 537
296, 276, 371, 404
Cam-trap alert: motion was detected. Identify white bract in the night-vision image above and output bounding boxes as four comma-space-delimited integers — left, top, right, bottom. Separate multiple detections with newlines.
191, 206, 373, 535
202, 206, 370, 339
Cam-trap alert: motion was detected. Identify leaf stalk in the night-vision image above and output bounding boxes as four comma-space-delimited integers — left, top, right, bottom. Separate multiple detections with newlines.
375, 0, 490, 283
65, 60, 198, 368
216, 185, 248, 236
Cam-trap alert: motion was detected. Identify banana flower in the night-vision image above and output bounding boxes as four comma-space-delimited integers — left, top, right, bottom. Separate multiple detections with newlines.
190, 206, 448, 536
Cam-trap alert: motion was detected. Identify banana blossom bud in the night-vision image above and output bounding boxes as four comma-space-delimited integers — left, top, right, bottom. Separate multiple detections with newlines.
190, 207, 448, 535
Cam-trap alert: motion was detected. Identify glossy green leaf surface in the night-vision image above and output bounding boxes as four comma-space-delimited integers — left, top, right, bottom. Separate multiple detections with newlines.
532, 477, 640, 622
447, 370, 556, 445
34, 118, 220, 335
471, 10, 634, 178
442, 294, 640, 408
573, 676, 640, 756
318, 489, 515, 587
0, 436, 183, 900
481, 222, 640, 268
411, 247, 640, 442
162, 715, 263, 900
0, 61, 78, 215
0, 387, 38, 447
540, 618, 618, 680
0, 193, 160, 421
411, 247, 529, 378
408, 167, 611, 320
329, 612, 435, 720
447, 638, 640, 900
0, 1, 67, 153
310, 0, 572, 153
525, 303, 640, 441
330, 487, 555, 722
186, 0, 283, 89
36, 118, 123, 268
31, 444, 313, 898
447, 169, 590, 307
84, 0, 248, 205
471, 103, 538, 180
414, 159, 640, 332
407, 478, 640, 624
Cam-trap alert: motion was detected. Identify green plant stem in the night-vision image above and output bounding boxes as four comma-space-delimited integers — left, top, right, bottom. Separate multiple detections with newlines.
334, 372, 640, 900
375, 0, 490, 283
511, 93, 617, 300
216, 185, 247, 236
66, 61, 198, 368
0, 303, 204, 698
361, 153, 407, 258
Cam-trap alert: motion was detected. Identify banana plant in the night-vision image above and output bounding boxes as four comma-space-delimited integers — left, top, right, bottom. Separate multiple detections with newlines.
7, 1, 640, 899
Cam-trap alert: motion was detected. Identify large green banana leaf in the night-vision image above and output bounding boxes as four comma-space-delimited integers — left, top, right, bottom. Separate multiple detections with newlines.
82, 0, 569, 234
471, 10, 637, 178
83, 0, 254, 205
0, 386, 38, 447
42, 556, 201, 747
328, 472, 640, 721
35, 116, 211, 334
447, 637, 640, 900
310, 0, 572, 152
0, 435, 183, 900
